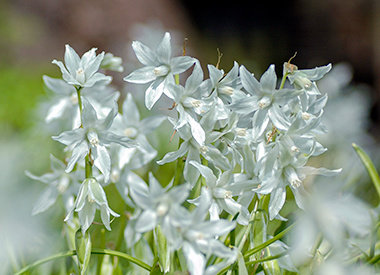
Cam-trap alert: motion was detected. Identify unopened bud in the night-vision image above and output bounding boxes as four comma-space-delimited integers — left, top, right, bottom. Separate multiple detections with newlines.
294, 76, 312, 90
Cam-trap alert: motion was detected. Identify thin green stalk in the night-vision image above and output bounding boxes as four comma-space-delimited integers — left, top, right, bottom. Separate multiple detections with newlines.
15, 249, 152, 275
85, 155, 92, 178
244, 224, 294, 259
76, 87, 94, 179
173, 138, 185, 186
76, 86, 83, 116
245, 251, 287, 267
279, 72, 288, 90
15, 251, 76, 275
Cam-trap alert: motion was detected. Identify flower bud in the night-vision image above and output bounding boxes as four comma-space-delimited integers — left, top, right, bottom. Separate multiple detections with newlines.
101, 53, 123, 72
294, 75, 312, 90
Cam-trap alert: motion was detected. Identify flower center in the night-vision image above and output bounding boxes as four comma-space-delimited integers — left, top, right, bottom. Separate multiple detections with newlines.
290, 178, 302, 188
291, 146, 300, 153
200, 146, 208, 154
57, 176, 70, 193
301, 112, 311, 120
110, 170, 120, 183
219, 86, 234, 95
156, 202, 169, 216
258, 97, 271, 109
76, 68, 86, 84
123, 127, 138, 139
153, 65, 169, 76
224, 190, 232, 199
88, 132, 99, 146
235, 127, 247, 137
70, 93, 78, 105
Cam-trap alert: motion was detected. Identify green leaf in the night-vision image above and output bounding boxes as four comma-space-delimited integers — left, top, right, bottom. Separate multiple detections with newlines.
352, 143, 380, 201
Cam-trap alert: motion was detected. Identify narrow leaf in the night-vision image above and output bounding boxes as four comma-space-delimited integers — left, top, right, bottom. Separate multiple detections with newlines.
353, 143, 380, 200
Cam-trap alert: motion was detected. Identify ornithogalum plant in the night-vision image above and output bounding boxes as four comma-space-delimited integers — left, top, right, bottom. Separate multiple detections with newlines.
19, 32, 379, 275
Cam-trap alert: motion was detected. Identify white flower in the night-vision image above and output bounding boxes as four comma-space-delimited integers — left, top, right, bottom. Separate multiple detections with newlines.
124, 32, 196, 109
52, 45, 111, 87
52, 98, 136, 182
65, 177, 119, 233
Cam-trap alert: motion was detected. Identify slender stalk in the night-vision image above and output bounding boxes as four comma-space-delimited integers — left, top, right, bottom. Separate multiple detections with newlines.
76, 86, 93, 179
279, 72, 288, 90
15, 251, 76, 275
245, 251, 287, 267
85, 155, 92, 178
244, 224, 294, 259
172, 139, 185, 187
15, 249, 151, 275
76, 86, 83, 116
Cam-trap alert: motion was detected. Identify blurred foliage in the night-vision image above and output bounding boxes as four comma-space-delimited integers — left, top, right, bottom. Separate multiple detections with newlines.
0, 65, 55, 131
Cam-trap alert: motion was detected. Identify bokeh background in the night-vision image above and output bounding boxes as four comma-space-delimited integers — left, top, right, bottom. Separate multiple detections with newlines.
1, 0, 380, 273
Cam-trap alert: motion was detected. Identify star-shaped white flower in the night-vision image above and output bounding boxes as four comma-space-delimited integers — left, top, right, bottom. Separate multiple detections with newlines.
53, 45, 111, 88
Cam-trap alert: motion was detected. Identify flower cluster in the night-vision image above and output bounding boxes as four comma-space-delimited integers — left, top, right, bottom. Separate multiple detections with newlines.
25, 32, 378, 275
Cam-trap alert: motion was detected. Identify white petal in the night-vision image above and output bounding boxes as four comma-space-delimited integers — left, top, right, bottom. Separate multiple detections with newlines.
145, 79, 165, 110
123, 66, 156, 84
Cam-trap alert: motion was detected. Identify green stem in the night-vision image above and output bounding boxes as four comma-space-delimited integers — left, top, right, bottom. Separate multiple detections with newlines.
244, 224, 294, 259
15, 249, 151, 275
173, 138, 185, 186
76, 87, 83, 116
245, 251, 287, 267
85, 155, 92, 178
279, 72, 288, 90
76, 87, 93, 179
